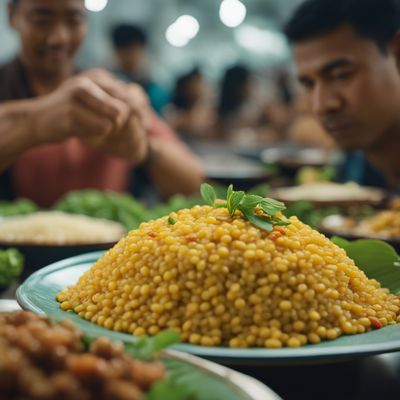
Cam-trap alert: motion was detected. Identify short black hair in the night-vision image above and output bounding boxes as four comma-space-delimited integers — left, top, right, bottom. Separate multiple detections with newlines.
285, 0, 400, 51
218, 64, 251, 117
172, 67, 202, 110
111, 24, 147, 49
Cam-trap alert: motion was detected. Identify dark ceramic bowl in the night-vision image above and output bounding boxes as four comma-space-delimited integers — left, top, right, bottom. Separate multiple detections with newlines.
0, 240, 116, 280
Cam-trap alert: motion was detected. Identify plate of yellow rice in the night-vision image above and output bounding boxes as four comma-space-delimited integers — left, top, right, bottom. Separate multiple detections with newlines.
16, 200, 400, 365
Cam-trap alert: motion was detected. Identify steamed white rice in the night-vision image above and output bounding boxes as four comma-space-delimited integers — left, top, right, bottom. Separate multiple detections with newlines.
0, 212, 127, 245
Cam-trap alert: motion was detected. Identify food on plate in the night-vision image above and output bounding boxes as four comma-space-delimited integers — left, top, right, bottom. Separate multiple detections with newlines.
359, 210, 400, 239
272, 182, 384, 204
58, 185, 400, 349
0, 211, 126, 245
0, 311, 165, 400
321, 207, 400, 241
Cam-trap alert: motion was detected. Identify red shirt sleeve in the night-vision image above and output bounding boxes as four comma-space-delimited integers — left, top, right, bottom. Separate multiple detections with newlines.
149, 111, 181, 143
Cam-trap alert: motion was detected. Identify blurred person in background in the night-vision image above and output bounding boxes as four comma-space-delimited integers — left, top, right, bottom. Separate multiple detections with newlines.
217, 64, 281, 146
110, 23, 169, 115
285, 0, 400, 190
0, 0, 203, 207
262, 69, 296, 143
164, 67, 217, 142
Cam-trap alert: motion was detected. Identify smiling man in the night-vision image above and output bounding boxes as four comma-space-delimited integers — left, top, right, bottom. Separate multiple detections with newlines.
285, 0, 400, 190
0, 0, 203, 206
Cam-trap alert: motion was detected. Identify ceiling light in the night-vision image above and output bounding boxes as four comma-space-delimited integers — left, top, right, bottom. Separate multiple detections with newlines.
165, 24, 190, 47
235, 26, 289, 57
85, 0, 108, 12
219, 0, 247, 28
175, 15, 200, 39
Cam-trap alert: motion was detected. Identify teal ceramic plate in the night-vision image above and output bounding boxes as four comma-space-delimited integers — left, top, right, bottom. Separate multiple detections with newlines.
17, 251, 400, 366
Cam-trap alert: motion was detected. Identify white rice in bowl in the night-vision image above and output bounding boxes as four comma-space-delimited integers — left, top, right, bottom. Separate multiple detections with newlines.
0, 211, 127, 245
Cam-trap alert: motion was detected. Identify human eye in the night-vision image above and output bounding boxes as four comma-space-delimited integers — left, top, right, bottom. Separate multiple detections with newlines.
299, 77, 314, 92
330, 68, 355, 81
67, 12, 85, 26
28, 11, 53, 28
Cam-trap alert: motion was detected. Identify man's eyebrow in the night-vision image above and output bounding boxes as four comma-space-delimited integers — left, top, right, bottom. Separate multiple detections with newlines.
29, 7, 54, 16
28, 6, 85, 16
320, 58, 354, 75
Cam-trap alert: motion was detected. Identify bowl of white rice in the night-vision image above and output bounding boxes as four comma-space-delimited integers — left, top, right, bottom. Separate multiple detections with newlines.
0, 211, 127, 277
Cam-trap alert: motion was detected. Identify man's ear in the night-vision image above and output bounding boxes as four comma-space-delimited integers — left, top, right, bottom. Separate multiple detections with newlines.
389, 30, 400, 72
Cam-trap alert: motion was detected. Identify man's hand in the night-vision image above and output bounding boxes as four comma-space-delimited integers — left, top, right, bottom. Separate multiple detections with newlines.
32, 76, 127, 142
31, 71, 149, 165
80, 69, 152, 130
77, 69, 151, 163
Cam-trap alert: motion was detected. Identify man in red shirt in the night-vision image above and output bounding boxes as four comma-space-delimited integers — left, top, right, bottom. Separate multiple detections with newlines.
0, 0, 204, 207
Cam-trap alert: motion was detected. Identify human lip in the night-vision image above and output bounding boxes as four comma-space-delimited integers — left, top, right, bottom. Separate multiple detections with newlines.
323, 122, 353, 138
43, 49, 70, 62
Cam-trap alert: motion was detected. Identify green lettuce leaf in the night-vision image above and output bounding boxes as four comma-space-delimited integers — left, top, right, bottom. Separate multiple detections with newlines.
331, 237, 400, 294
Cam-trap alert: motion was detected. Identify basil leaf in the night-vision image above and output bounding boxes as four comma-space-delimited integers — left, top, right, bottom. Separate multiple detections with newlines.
241, 208, 273, 231
273, 215, 292, 226
259, 198, 286, 216
200, 183, 216, 206
227, 184, 233, 200
240, 194, 263, 210
227, 191, 245, 217
168, 216, 176, 225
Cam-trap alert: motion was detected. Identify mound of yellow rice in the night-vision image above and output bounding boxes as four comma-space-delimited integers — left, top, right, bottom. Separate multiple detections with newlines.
57, 205, 400, 348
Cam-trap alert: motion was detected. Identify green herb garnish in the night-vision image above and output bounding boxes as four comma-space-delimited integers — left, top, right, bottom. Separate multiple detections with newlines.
168, 216, 176, 225
124, 330, 180, 360
0, 248, 24, 287
200, 183, 290, 231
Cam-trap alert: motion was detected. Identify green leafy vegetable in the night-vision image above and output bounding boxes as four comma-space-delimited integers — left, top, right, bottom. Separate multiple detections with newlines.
0, 248, 24, 287
124, 330, 180, 360
147, 359, 241, 400
226, 189, 245, 217
168, 216, 176, 225
242, 209, 273, 231
55, 190, 146, 230
285, 200, 340, 228
0, 198, 38, 217
200, 183, 217, 206
200, 183, 290, 231
82, 331, 241, 400
332, 237, 400, 294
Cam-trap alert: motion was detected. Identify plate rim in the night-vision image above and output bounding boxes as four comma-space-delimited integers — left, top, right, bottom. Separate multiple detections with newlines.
16, 251, 400, 363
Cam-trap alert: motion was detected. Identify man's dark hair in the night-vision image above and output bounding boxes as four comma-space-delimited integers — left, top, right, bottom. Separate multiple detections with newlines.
111, 24, 147, 49
285, 0, 400, 51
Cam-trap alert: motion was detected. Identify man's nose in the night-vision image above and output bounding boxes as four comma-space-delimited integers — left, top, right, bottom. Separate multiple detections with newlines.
311, 83, 342, 116
46, 23, 70, 47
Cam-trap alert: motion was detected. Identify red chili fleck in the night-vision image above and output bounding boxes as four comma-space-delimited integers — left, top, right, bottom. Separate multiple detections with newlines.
268, 231, 283, 241
185, 235, 197, 243
274, 227, 286, 235
369, 316, 382, 329
147, 232, 157, 238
